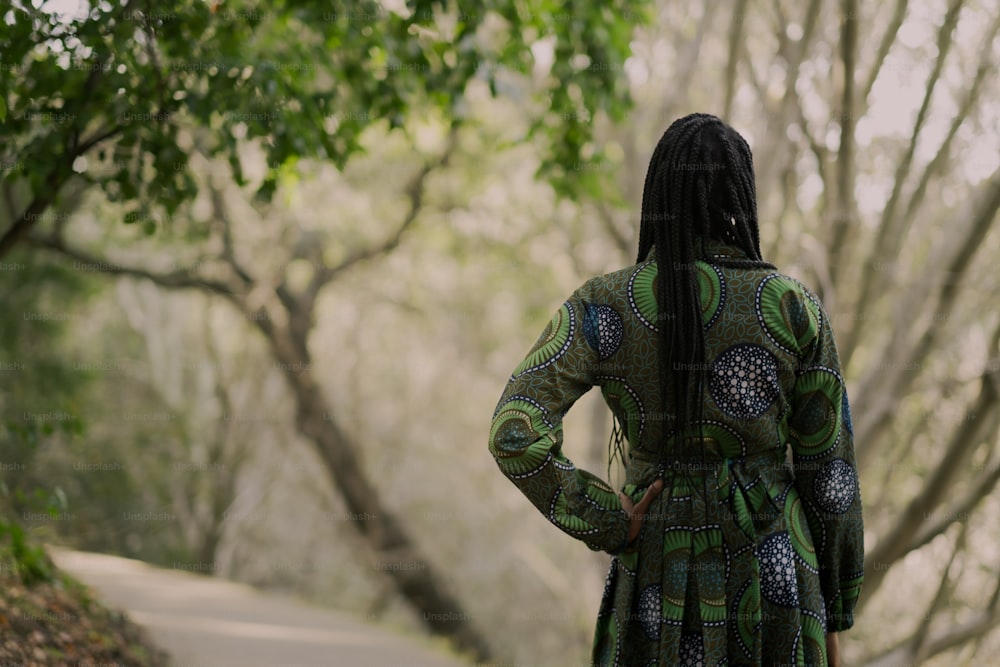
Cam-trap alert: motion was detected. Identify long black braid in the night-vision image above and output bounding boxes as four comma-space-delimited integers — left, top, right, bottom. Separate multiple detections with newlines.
609, 113, 775, 481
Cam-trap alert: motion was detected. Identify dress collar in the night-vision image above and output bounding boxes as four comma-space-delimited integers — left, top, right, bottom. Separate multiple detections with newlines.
643, 237, 752, 262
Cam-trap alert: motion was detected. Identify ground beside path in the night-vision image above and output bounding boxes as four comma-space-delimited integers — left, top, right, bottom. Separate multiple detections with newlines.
50, 548, 473, 667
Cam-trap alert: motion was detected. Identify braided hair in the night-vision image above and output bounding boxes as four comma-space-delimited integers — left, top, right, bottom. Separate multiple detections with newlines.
610, 113, 775, 476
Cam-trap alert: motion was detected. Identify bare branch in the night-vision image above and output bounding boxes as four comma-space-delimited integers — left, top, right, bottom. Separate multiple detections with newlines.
855, 170, 1000, 449
869, 394, 936, 508
207, 181, 254, 287
722, 0, 750, 120
596, 202, 631, 256
909, 520, 969, 664
740, 40, 769, 111
861, 523, 991, 667
667, 0, 719, 112
752, 0, 823, 234
898, 13, 1000, 228
862, 359, 1000, 601
842, 0, 966, 365
919, 608, 1000, 663
0, 170, 67, 260
860, 0, 909, 107
74, 124, 124, 156
826, 0, 859, 287
793, 0, 824, 77
905, 443, 1000, 555
0, 120, 122, 260
28, 232, 241, 299
316, 128, 457, 286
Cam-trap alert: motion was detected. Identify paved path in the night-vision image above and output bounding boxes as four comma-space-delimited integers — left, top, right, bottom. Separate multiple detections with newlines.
50, 548, 472, 667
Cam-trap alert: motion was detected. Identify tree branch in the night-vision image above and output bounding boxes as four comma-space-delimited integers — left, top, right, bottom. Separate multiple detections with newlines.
0, 121, 122, 260
854, 170, 1000, 453
905, 441, 1000, 555
740, 39, 769, 112
595, 201, 631, 257
917, 602, 1000, 664
722, 0, 749, 120
860, 0, 909, 107
0, 168, 69, 259
861, 524, 997, 667
207, 181, 255, 287
28, 232, 241, 299
861, 357, 1000, 601
676, 0, 718, 100
75, 124, 125, 157
316, 128, 457, 286
842, 0, 966, 366
900, 326, 1000, 555
826, 0, 859, 288
909, 520, 969, 664
752, 0, 823, 246
897, 12, 1000, 228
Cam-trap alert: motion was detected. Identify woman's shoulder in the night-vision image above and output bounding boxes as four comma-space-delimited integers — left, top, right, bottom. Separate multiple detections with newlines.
574, 258, 654, 303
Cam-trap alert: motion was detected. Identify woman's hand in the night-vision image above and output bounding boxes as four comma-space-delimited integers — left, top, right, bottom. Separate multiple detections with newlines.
826, 632, 840, 667
618, 479, 665, 552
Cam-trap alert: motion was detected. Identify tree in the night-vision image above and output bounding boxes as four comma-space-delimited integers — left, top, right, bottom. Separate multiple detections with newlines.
590, 1, 1000, 663
0, 0, 650, 658
6, 1, 999, 664
0, 0, 641, 255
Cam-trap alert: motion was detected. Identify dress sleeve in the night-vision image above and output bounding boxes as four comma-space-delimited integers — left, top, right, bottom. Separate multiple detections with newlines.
488, 280, 630, 554
787, 291, 865, 632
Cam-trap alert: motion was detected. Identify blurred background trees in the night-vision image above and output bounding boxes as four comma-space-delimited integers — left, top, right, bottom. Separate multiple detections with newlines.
1, 0, 999, 665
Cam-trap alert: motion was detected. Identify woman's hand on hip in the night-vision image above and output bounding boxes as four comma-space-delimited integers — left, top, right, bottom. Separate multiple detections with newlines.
618, 479, 665, 552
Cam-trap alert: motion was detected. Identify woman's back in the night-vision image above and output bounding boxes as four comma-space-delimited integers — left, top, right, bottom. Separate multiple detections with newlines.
488, 113, 863, 667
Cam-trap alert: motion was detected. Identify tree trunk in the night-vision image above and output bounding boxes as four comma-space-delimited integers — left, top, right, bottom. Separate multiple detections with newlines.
267, 330, 493, 661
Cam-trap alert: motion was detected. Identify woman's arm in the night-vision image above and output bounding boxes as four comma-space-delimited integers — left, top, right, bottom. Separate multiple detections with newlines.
488, 282, 632, 553
787, 289, 865, 632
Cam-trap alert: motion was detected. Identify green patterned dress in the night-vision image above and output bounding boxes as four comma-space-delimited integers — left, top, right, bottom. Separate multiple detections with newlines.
488, 240, 864, 666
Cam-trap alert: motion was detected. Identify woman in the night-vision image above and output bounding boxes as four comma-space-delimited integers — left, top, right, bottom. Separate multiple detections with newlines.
488, 113, 863, 666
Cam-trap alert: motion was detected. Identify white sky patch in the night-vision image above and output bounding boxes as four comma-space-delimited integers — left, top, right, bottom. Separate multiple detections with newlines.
530, 36, 555, 78
39, 0, 89, 21
624, 54, 649, 88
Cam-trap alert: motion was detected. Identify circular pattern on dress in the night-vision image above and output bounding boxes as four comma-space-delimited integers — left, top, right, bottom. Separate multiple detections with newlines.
512, 300, 575, 376
666, 420, 746, 461
637, 584, 662, 640
627, 261, 660, 332
583, 303, 624, 360
489, 409, 537, 453
598, 377, 645, 445
679, 632, 705, 666
693, 527, 728, 625
755, 274, 820, 356
732, 578, 761, 655
757, 531, 799, 608
800, 611, 827, 664
697, 260, 726, 329
584, 476, 621, 509
789, 367, 843, 458
790, 627, 802, 665
787, 493, 819, 570
709, 344, 780, 420
488, 398, 554, 477
548, 487, 597, 536
814, 458, 857, 514
662, 529, 694, 622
